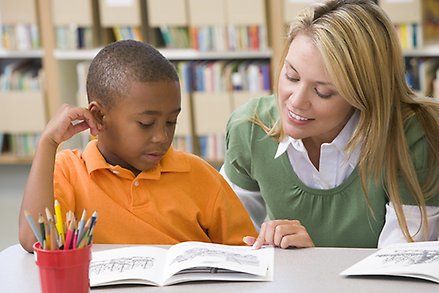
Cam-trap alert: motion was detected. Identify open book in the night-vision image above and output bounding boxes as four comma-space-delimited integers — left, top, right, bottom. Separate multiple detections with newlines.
90, 241, 274, 287
340, 241, 439, 283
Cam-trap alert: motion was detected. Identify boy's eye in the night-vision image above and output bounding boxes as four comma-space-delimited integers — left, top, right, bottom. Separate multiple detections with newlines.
167, 121, 177, 125
138, 121, 153, 128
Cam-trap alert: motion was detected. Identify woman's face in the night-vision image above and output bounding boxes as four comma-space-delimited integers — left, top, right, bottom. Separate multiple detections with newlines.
278, 33, 354, 146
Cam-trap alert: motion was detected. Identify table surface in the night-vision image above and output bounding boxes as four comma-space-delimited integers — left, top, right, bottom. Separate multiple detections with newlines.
0, 244, 437, 292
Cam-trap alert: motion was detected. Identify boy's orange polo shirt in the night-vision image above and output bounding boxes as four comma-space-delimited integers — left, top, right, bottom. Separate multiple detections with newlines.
53, 140, 257, 245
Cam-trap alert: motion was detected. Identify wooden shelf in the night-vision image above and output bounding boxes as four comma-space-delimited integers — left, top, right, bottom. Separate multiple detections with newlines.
0, 49, 43, 58
0, 154, 33, 165
403, 45, 439, 57
54, 48, 272, 61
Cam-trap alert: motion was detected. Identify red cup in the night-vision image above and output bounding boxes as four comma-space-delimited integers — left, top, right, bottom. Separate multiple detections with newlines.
33, 242, 92, 293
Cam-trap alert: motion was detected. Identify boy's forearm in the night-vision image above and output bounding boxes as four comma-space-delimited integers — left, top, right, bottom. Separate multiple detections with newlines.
18, 137, 59, 252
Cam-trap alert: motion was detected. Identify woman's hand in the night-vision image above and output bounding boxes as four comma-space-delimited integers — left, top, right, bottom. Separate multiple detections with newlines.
243, 219, 315, 249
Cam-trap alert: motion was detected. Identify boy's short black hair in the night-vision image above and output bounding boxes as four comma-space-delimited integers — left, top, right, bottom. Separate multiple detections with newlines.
86, 40, 179, 107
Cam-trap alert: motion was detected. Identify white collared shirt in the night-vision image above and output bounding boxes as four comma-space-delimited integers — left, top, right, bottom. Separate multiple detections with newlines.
220, 111, 439, 247
274, 111, 361, 189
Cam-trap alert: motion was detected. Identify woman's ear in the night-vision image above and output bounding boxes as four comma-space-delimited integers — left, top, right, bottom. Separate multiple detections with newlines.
88, 101, 105, 129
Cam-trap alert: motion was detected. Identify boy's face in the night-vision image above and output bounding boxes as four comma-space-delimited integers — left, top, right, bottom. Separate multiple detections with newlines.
96, 80, 181, 174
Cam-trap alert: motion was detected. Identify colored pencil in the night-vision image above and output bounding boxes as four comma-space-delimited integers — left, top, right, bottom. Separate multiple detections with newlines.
24, 211, 44, 246
54, 200, 65, 244
28, 204, 97, 250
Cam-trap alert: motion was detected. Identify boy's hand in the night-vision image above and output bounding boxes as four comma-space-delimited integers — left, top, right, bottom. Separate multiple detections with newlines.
43, 104, 100, 146
243, 219, 315, 249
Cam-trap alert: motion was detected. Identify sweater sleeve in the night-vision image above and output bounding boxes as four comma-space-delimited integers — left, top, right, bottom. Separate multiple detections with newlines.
223, 98, 262, 191
398, 116, 439, 206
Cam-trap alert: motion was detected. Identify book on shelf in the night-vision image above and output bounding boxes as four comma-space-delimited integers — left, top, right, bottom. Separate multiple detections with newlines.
405, 57, 439, 98
0, 132, 4, 153
90, 241, 274, 287
0, 24, 40, 50
340, 241, 439, 283
421, 0, 439, 45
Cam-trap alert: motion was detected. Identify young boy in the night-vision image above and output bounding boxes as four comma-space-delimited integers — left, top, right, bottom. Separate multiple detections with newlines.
18, 40, 257, 252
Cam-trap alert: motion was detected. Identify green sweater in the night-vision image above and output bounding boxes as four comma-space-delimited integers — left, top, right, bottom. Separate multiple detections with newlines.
224, 95, 438, 248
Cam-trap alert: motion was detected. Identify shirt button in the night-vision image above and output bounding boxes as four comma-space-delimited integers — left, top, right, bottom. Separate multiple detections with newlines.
133, 181, 139, 187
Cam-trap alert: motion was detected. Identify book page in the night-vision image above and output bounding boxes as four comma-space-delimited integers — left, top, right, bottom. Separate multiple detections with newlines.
89, 246, 168, 287
340, 241, 439, 283
162, 241, 274, 285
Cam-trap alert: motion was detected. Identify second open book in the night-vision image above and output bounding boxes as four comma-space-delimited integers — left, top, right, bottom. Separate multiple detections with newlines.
90, 241, 274, 287
340, 241, 439, 283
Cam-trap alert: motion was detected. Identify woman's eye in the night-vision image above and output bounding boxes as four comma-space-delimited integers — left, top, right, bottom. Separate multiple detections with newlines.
315, 89, 332, 99
285, 73, 299, 82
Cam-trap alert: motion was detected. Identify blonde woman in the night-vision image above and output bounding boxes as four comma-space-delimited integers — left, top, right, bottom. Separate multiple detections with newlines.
220, 0, 439, 248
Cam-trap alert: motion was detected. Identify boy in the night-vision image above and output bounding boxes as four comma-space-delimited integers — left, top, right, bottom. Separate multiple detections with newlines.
18, 40, 257, 252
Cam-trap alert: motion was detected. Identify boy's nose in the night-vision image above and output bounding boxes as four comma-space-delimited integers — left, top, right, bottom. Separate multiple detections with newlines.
151, 126, 169, 143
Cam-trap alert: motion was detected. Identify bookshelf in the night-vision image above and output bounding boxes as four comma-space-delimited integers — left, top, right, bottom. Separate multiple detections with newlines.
379, 0, 439, 99
52, 0, 101, 50
17, 0, 272, 166
0, 0, 45, 164
3, 0, 436, 166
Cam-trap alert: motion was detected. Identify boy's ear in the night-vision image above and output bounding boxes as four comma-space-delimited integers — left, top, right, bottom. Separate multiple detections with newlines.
88, 101, 105, 127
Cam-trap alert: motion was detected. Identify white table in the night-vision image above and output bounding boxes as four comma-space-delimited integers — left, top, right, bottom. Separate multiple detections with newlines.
0, 244, 437, 292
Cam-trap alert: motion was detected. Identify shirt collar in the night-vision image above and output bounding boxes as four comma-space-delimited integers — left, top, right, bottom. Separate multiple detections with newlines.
274, 110, 360, 162
82, 140, 191, 177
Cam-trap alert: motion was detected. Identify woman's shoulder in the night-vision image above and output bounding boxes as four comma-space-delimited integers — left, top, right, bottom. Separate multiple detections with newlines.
228, 94, 278, 128
404, 114, 430, 146
231, 94, 276, 116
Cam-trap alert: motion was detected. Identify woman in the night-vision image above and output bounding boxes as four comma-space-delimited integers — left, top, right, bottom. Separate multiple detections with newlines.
221, 0, 439, 248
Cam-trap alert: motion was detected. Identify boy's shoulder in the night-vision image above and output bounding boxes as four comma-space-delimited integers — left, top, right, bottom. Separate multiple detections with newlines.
55, 148, 85, 164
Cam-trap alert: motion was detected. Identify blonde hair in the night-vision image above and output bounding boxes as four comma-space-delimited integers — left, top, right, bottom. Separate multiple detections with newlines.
262, 0, 439, 241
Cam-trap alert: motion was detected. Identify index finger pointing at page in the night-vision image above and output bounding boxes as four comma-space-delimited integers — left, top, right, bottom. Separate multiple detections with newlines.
252, 222, 267, 249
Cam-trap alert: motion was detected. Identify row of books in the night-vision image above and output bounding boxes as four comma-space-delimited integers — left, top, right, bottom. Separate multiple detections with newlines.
112, 26, 143, 42
0, 133, 40, 157
0, 59, 42, 91
57, 23, 268, 52
0, 24, 40, 50
199, 133, 225, 162
405, 57, 439, 98
176, 60, 271, 94
160, 26, 190, 49
395, 23, 422, 50
191, 25, 267, 52
158, 25, 267, 51
172, 136, 193, 154
382, 0, 439, 50
55, 26, 94, 50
